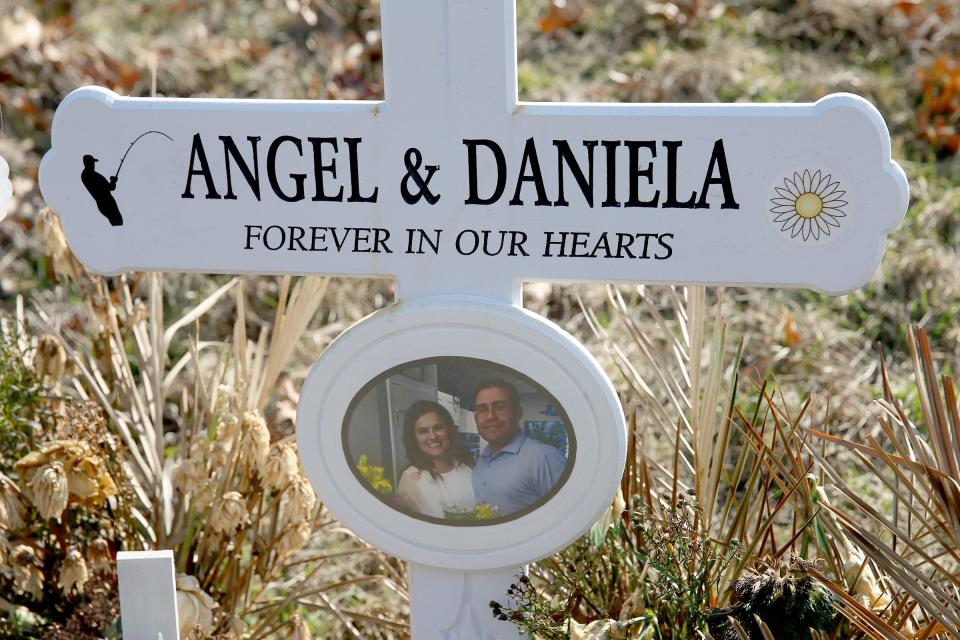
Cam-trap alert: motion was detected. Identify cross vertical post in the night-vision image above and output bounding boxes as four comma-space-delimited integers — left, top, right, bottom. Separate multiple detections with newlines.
386, 6, 526, 634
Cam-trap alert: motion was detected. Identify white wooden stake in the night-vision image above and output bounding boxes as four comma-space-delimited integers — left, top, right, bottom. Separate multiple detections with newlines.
0, 155, 11, 221
117, 550, 180, 640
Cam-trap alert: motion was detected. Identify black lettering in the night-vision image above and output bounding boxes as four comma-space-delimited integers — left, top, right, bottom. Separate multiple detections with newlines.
464, 140, 507, 205
182, 134, 221, 199
353, 227, 371, 252
220, 135, 261, 201
601, 140, 621, 208
625, 141, 659, 208
345, 138, 378, 203
244, 225, 262, 249
456, 230, 480, 255
331, 227, 350, 251
267, 136, 306, 202
696, 139, 740, 210
373, 228, 393, 254
288, 226, 307, 251
662, 141, 696, 208
308, 137, 344, 202
656, 233, 674, 260
481, 230, 506, 256
310, 226, 328, 251
510, 138, 551, 207
554, 140, 596, 207
638, 233, 657, 259
406, 228, 441, 254
590, 232, 612, 258
508, 231, 529, 256
543, 231, 567, 257
263, 225, 285, 251
615, 232, 636, 258
570, 232, 591, 257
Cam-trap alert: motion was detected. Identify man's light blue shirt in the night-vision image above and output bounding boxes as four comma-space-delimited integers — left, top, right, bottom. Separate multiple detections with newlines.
472, 430, 566, 516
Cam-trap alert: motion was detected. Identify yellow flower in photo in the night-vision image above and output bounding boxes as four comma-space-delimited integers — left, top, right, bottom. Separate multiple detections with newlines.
474, 503, 498, 520
356, 454, 393, 495
770, 169, 848, 241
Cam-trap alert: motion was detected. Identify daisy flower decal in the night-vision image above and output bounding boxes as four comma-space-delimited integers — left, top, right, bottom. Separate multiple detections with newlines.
771, 170, 847, 241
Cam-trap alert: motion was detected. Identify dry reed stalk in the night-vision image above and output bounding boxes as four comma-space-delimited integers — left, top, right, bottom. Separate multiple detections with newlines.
582, 285, 807, 606
25, 242, 406, 636
802, 325, 960, 638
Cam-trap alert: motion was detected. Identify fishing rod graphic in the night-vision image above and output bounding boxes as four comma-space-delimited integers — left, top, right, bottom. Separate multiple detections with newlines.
111, 130, 174, 181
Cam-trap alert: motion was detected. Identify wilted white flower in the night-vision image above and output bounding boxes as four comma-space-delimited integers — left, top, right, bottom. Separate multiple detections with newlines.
592, 488, 626, 535
262, 440, 299, 491
220, 414, 239, 439
276, 521, 311, 562
569, 618, 647, 640
37, 208, 83, 284
239, 410, 270, 473
569, 619, 613, 639
207, 415, 239, 469
176, 574, 217, 637
58, 548, 89, 595
279, 477, 316, 528
0, 471, 24, 531
173, 456, 207, 497
13, 545, 44, 600
211, 491, 249, 534
26, 461, 69, 521
191, 481, 217, 513
214, 385, 236, 415
88, 538, 112, 574
16, 441, 117, 508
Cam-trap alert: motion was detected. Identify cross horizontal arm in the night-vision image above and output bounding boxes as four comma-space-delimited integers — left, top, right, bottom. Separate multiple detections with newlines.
40, 86, 907, 295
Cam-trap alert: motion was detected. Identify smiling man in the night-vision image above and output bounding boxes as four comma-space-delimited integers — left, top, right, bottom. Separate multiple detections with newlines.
471, 379, 567, 517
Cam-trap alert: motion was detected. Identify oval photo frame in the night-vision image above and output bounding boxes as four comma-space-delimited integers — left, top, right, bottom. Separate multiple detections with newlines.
343, 356, 577, 526
296, 296, 627, 570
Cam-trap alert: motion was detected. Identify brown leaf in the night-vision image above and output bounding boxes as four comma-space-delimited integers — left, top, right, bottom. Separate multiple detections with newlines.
539, 0, 582, 34
783, 316, 801, 348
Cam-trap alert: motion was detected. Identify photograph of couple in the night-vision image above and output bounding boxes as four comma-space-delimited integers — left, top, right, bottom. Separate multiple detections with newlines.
344, 358, 573, 524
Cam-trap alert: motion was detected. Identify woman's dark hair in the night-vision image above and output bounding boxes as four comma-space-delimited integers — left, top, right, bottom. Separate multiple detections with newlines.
402, 400, 474, 476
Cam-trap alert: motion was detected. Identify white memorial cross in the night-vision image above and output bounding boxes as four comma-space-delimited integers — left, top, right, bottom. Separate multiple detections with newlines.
39, 3, 907, 301
38, 1, 909, 638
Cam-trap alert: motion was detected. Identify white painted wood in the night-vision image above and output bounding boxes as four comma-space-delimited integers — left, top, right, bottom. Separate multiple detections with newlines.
117, 550, 180, 640
38, 1, 908, 295
296, 295, 627, 569
409, 563, 526, 639
0, 155, 11, 220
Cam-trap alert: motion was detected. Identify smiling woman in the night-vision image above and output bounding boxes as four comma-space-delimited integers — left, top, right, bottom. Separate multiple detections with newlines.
342, 356, 576, 525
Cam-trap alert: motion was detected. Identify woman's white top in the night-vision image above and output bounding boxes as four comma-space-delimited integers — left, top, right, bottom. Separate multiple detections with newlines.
397, 463, 477, 518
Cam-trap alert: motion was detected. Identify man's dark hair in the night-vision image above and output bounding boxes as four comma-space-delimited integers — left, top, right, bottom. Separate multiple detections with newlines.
473, 378, 520, 410
402, 400, 474, 477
